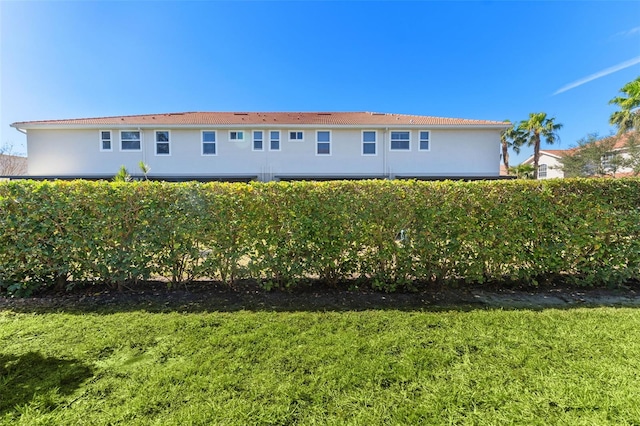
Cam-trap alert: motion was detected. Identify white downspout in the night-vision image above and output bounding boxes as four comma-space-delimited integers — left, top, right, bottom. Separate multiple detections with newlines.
383, 127, 388, 179
139, 127, 146, 165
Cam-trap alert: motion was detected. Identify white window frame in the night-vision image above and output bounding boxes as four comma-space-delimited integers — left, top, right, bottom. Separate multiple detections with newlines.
538, 164, 548, 178
288, 130, 304, 142
269, 130, 281, 151
390, 131, 411, 151
229, 130, 245, 142
120, 130, 142, 152
419, 130, 430, 151
316, 130, 331, 156
253, 130, 264, 151
362, 130, 377, 156
154, 130, 171, 156
99, 130, 112, 152
202, 131, 217, 156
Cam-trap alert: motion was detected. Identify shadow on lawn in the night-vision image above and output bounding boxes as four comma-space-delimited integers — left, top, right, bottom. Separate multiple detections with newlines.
0, 352, 93, 415
2, 279, 640, 315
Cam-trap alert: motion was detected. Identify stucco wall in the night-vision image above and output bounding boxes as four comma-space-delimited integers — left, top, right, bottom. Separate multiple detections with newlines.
537, 154, 564, 179
26, 127, 501, 179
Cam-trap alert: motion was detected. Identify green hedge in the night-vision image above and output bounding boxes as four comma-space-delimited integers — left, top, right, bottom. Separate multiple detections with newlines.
1, 179, 639, 295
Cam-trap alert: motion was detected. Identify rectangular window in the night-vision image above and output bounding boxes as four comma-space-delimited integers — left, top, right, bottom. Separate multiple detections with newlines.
538, 164, 548, 178
390, 131, 410, 150
202, 131, 216, 155
289, 131, 304, 141
100, 130, 112, 151
602, 152, 615, 167
253, 131, 264, 151
121, 130, 141, 151
270, 131, 280, 151
419, 131, 430, 151
362, 131, 376, 155
317, 131, 331, 155
155, 130, 170, 155
229, 131, 245, 142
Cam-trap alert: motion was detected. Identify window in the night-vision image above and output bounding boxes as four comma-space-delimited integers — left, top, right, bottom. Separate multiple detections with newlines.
100, 130, 112, 151
289, 131, 304, 141
121, 131, 141, 151
602, 152, 616, 167
538, 164, 548, 178
362, 131, 376, 155
253, 131, 264, 151
229, 131, 245, 142
390, 131, 410, 150
202, 131, 216, 155
317, 131, 331, 155
269, 131, 280, 151
419, 131, 430, 151
155, 130, 170, 155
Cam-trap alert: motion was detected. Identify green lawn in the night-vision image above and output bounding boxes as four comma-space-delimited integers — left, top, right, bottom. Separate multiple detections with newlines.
2, 307, 640, 425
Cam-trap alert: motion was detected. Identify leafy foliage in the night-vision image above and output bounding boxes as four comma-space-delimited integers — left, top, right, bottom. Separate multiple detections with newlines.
609, 76, 640, 134
559, 133, 624, 178
1, 179, 639, 294
513, 113, 563, 179
507, 163, 535, 179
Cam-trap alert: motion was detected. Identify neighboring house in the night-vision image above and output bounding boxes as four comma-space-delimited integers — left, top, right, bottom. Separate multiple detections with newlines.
520, 132, 639, 179
11, 112, 509, 182
0, 154, 28, 176
520, 150, 566, 179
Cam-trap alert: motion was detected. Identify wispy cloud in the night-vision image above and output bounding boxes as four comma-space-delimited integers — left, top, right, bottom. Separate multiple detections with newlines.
611, 26, 640, 40
553, 56, 640, 95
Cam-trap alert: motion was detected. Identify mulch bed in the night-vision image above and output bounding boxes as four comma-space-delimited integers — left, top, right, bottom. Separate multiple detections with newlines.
2, 279, 640, 313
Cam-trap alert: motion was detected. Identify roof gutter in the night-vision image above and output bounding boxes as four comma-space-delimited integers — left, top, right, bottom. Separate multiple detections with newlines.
12, 126, 27, 135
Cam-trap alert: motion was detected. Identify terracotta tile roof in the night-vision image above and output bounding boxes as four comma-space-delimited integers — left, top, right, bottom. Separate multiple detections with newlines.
12, 112, 509, 128
602, 131, 638, 150
540, 149, 570, 156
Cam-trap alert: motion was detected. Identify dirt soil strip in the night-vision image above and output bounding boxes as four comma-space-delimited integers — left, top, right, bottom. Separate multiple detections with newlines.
1, 281, 640, 313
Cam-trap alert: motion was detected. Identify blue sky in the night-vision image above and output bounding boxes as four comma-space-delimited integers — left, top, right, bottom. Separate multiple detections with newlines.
1, 1, 639, 165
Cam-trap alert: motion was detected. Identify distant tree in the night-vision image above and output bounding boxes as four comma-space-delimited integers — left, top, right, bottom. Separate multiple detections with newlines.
558, 133, 624, 178
513, 113, 563, 179
500, 120, 521, 171
621, 131, 640, 175
609, 76, 640, 134
507, 163, 535, 179
0, 144, 27, 175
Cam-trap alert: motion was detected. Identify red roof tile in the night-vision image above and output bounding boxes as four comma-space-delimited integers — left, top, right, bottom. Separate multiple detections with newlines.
540, 149, 570, 156
12, 112, 509, 128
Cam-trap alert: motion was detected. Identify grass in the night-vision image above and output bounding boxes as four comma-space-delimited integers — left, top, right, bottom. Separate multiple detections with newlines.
2, 307, 640, 425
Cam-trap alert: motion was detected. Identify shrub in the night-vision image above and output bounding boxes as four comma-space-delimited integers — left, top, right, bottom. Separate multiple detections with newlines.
0, 178, 639, 295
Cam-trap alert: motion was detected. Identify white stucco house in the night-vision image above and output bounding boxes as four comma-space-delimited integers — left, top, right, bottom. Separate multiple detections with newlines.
521, 150, 566, 179
10, 112, 509, 181
520, 132, 639, 179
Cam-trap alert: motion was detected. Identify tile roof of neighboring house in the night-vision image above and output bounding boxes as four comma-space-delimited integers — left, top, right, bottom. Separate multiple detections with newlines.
521, 149, 571, 165
11, 112, 510, 128
539, 149, 568, 156
604, 131, 638, 150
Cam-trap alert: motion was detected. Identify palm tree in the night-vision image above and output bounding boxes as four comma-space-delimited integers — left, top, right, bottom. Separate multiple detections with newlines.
500, 120, 520, 170
514, 113, 563, 179
609, 76, 640, 134
508, 163, 535, 179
